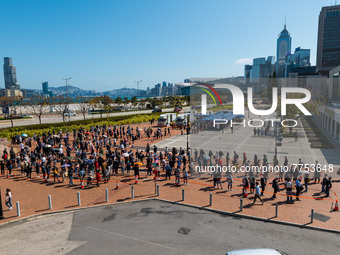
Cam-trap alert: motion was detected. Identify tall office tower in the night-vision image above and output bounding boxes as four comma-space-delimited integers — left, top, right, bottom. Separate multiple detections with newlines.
276, 23, 292, 77
316, 4, 340, 76
42, 81, 49, 95
3, 57, 20, 89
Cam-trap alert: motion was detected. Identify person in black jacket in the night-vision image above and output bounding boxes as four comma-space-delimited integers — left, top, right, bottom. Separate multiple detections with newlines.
325, 177, 332, 197
260, 176, 267, 196
272, 177, 279, 199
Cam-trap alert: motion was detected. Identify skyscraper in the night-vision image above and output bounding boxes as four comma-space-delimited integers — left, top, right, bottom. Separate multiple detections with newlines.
3, 57, 20, 89
316, 4, 340, 76
42, 81, 49, 95
276, 23, 292, 77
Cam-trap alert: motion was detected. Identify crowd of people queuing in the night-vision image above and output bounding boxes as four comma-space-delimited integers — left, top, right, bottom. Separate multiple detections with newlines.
1, 120, 335, 210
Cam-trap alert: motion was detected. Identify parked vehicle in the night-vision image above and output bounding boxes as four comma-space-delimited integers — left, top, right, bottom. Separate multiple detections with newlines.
158, 113, 177, 126
226, 248, 289, 255
174, 105, 182, 112
152, 108, 162, 113
173, 113, 188, 127
64, 112, 77, 117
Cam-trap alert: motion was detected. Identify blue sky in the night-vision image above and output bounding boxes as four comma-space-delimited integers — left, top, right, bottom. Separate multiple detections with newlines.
0, 0, 335, 91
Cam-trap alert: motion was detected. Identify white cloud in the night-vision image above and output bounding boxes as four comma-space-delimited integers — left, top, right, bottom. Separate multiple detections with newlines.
235, 58, 253, 65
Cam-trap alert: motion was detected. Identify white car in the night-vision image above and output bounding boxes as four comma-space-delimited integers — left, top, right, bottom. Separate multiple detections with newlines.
64, 112, 77, 117
226, 248, 289, 255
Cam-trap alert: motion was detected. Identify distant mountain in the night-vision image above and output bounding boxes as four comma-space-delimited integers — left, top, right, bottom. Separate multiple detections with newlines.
49, 85, 83, 92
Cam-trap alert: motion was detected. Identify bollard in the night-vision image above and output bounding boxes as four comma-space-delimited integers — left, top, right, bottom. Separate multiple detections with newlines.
157, 184, 159, 196
131, 186, 134, 199
182, 189, 185, 201
77, 192, 81, 206
275, 202, 278, 217
48, 195, 52, 210
311, 209, 314, 223
240, 198, 243, 211
106, 188, 109, 202
16, 201, 20, 217
209, 193, 212, 206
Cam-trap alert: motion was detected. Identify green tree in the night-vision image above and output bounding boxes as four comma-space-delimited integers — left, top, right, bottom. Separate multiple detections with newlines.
115, 96, 123, 107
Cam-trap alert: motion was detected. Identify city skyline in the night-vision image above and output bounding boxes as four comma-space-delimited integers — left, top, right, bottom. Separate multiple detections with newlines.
0, 0, 336, 91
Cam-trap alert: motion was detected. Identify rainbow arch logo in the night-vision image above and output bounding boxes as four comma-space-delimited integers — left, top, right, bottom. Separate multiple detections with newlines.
193, 83, 222, 106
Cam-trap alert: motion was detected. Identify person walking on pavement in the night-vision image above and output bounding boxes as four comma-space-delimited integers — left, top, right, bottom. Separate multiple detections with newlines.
251, 182, 264, 205
5, 188, 13, 210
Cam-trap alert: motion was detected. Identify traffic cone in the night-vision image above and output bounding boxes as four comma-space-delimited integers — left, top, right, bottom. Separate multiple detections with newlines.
333, 200, 339, 211
116, 181, 120, 190
243, 188, 248, 198
44, 175, 47, 183
81, 180, 84, 189
6, 171, 9, 178
135, 176, 139, 184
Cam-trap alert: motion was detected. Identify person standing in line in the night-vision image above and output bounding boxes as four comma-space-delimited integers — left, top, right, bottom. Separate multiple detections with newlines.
165, 163, 172, 180
5, 188, 13, 210
295, 178, 303, 201
249, 175, 255, 194
68, 167, 74, 186
53, 165, 60, 183
325, 177, 332, 197
260, 176, 266, 196
242, 152, 247, 166
175, 167, 181, 185
227, 173, 233, 191
242, 176, 249, 195
304, 174, 310, 192
314, 160, 321, 183
285, 178, 293, 202
272, 177, 279, 199
226, 152, 230, 166
0, 160, 4, 175
251, 182, 264, 205
96, 171, 101, 187
322, 174, 328, 193
183, 168, 189, 185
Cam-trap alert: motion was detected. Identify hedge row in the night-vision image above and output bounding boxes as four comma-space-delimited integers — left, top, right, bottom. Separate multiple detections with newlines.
0, 113, 162, 139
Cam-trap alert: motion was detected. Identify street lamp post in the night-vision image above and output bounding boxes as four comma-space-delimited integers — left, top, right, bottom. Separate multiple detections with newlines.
186, 115, 190, 155
63, 77, 72, 132
134, 80, 142, 97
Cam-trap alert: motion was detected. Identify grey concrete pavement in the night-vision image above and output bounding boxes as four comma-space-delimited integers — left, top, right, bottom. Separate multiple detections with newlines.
155, 112, 340, 170
0, 212, 85, 255
1, 200, 338, 255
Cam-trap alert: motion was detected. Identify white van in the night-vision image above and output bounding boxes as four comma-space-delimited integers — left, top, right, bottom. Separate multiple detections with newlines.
226, 248, 288, 255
